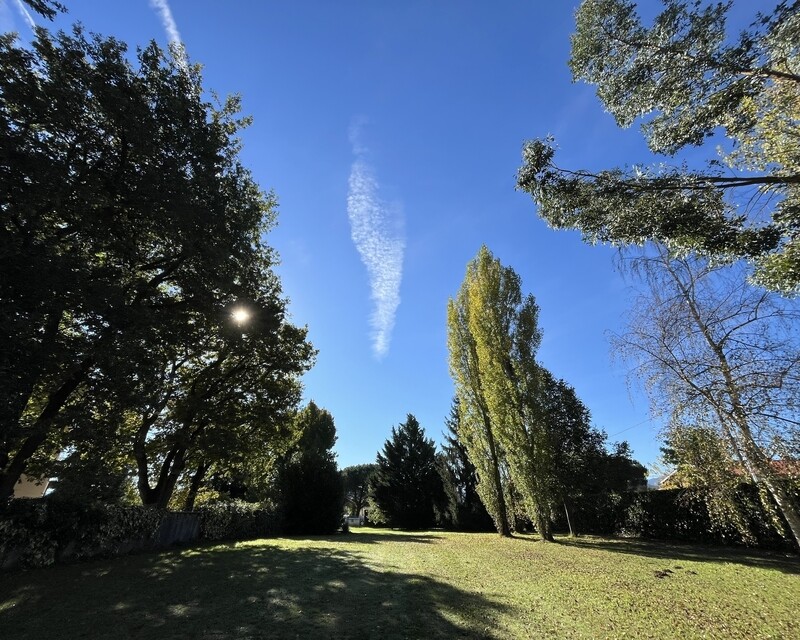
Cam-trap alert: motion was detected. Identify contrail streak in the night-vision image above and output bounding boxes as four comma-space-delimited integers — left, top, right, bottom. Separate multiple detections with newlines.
12, 0, 36, 30
149, 0, 187, 70
347, 122, 405, 359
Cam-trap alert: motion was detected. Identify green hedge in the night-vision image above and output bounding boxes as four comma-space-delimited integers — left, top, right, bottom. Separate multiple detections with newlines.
1, 498, 280, 570
555, 487, 794, 549
0, 499, 163, 569
197, 501, 280, 541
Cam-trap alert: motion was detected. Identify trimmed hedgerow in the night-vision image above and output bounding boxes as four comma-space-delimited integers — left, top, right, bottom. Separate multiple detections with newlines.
555, 486, 794, 549
1, 498, 280, 570
196, 500, 280, 541
0, 498, 163, 568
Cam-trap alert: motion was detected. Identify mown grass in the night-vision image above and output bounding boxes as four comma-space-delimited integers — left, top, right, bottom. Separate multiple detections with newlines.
1, 528, 798, 639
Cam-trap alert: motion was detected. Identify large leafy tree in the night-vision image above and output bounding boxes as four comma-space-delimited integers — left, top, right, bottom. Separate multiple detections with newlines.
614, 245, 800, 549
0, 26, 313, 501
517, 0, 800, 293
132, 313, 312, 509
448, 246, 557, 541
371, 414, 446, 529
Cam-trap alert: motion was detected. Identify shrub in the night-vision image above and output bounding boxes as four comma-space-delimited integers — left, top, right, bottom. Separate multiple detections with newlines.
555, 486, 795, 549
196, 501, 279, 541
0, 498, 162, 569
1, 498, 281, 570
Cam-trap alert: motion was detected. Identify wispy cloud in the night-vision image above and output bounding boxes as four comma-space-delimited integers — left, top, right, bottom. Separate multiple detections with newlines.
347, 120, 405, 359
12, 0, 36, 30
149, 0, 187, 70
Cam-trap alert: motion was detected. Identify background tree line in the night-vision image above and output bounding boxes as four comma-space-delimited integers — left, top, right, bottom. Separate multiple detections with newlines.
341, 392, 645, 535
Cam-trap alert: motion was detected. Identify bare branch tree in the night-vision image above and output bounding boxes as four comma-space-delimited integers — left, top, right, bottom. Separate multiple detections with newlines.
614, 245, 800, 550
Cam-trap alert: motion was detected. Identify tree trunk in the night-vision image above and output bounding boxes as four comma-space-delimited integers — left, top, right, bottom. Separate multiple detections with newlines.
133, 411, 163, 506
483, 410, 512, 537
183, 460, 210, 511
0, 359, 91, 502
736, 424, 800, 550
157, 454, 185, 510
536, 509, 554, 542
666, 257, 800, 552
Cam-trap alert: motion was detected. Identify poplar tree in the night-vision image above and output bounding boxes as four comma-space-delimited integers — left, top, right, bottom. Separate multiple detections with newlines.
448, 246, 557, 541
448, 282, 512, 537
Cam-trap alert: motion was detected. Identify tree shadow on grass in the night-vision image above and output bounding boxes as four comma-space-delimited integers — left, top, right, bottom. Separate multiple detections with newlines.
556, 535, 800, 575
327, 531, 444, 545
0, 539, 507, 640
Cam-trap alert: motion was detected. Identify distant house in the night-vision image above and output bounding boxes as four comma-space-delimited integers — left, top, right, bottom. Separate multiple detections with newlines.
345, 507, 368, 527
12, 474, 50, 499
654, 461, 799, 490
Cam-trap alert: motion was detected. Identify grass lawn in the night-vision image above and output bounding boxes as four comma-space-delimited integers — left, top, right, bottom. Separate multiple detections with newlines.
1, 528, 798, 639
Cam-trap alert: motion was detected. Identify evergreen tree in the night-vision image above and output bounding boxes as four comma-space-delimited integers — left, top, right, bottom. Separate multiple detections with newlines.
277, 402, 344, 535
441, 399, 494, 531
371, 415, 446, 529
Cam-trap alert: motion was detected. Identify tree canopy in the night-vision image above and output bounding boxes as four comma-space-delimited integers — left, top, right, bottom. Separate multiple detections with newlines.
341, 463, 377, 518
517, 0, 800, 293
276, 402, 343, 535
0, 25, 314, 502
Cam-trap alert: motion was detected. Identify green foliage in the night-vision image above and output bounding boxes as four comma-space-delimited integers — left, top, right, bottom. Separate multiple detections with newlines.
518, 1, 800, 293
614, 248, 800, 549
439, 399, 494, 531
0, 497, 162, 568
371, 415, 447, 529
0, 497, 280, 569
554, 486, 796, 550
20, 0, 66, 20
196, 501, 279, 541
448, 246, 559, 540
0, 23, 314, 503
289, 401, 338, 460
277, 456, 344, 535
274, 402, 344, 535
662, 425, 761, 543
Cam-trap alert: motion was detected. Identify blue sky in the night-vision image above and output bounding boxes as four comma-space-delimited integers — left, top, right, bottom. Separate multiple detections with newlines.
2, 0, 685, 472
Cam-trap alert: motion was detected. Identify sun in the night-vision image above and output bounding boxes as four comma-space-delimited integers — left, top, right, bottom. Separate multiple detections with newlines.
231, 307, 250, 325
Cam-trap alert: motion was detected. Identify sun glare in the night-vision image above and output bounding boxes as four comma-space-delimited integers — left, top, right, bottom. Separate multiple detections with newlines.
231, 307, 250, 325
